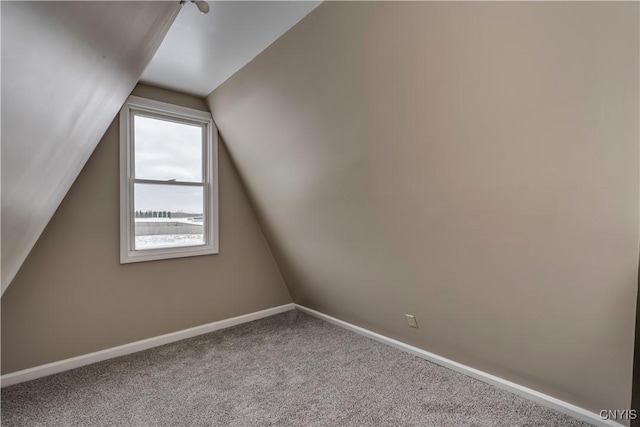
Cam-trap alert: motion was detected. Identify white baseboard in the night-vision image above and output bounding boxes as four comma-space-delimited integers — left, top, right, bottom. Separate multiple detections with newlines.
1, 301, 626, 427
294, 304, 624, 427
1, 303, 296, 388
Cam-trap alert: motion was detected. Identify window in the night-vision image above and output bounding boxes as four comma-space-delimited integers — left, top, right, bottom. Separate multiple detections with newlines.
119, 96, 218, 263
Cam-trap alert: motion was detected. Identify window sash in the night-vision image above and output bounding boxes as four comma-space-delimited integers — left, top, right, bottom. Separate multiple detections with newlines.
131, 110, 207, 184
129, 182, 209, 251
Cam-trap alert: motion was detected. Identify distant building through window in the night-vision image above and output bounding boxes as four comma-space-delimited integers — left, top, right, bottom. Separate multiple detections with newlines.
119, 96, 218, 263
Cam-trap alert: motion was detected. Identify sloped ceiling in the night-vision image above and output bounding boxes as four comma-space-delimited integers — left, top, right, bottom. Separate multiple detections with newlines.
142, 1, 321, 96
208, 2, 638, 414
1, 1, 180, 294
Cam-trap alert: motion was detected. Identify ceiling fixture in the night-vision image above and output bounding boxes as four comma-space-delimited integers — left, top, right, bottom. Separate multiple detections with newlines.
179, 0, 209, 14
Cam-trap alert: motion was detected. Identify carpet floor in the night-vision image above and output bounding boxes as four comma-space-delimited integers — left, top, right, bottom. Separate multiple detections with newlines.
2, 310, 592, 426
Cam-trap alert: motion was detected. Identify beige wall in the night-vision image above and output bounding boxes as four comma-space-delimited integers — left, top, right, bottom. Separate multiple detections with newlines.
1, 84, 292, 374
208, 2, 639, 412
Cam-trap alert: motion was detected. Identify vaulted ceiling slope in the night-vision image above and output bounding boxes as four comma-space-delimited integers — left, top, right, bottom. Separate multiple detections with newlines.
208, 2, 639, 415
142, 1, 321, 96
1, 1, 180, 294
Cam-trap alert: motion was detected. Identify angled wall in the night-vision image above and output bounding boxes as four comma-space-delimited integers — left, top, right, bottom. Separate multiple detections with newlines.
1, 84, 292, 374
1, 1, 180, 293
208, 2, 639, 413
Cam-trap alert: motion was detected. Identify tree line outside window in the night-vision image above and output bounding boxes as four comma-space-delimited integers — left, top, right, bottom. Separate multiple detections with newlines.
135, 210, 172, 219
134, 210, 202, 219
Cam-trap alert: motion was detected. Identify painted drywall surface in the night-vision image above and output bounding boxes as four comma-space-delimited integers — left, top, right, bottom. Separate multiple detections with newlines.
209, 2, 639, 412
0, 84, 292, 374
1, 1, 180, 294
142, 0, 322, 96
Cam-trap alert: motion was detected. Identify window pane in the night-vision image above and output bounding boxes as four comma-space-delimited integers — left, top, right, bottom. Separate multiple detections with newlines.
134, 115, 203, 182
134, 184, 205, 250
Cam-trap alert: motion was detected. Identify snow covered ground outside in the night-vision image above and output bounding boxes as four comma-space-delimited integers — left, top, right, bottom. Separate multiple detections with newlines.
135, 217, 203, 225
135, 234, 204, 249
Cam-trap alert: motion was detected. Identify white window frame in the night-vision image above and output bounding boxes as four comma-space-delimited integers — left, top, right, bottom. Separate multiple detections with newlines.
119, 95, 218, 264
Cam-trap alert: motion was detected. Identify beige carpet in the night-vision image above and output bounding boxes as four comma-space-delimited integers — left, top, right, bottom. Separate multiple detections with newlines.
1, 310, 592, 426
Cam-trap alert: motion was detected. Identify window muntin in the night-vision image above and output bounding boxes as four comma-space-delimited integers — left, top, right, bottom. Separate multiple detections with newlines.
120, 96, 218, 264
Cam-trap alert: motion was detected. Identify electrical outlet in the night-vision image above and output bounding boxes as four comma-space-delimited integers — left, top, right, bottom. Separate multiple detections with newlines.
405, 314, 418, 328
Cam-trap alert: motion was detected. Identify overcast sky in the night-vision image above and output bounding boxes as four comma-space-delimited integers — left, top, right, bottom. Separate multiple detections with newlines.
134, 115, 204, 213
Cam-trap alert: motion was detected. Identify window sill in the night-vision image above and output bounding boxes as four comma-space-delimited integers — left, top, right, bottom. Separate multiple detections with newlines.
120, 244, 219, 264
